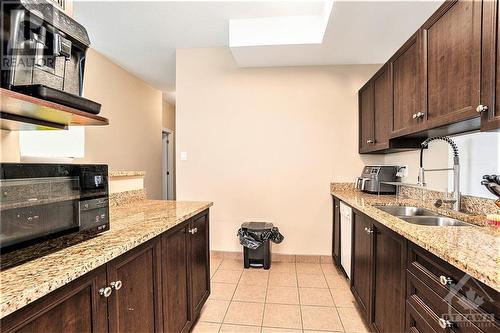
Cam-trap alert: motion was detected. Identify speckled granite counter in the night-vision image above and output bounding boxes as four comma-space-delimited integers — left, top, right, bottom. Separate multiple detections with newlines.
0, 200, 212, 319
109, 170, 145, 177
330, 186, 500, 292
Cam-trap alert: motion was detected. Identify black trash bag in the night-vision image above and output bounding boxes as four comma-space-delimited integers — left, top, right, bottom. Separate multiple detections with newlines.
237, 227, 284, 249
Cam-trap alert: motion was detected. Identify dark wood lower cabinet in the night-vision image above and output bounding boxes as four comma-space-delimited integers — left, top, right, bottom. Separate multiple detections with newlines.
372, 223, 406, 333
351, 211, 373, 320
1, 209, 211, 333
162, 224, 192, 333
1, 266, 108, 333
335, 200, 500, 333
332, 197, 341, 265
107, 238, 162, 333
190, 212, 210, 316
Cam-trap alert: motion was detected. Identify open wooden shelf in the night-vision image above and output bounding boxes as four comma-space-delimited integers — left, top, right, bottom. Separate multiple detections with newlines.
0, 88, 109, 131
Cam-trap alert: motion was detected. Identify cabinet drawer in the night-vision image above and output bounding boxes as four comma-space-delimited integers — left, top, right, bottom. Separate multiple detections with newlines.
408, 243, 499, 332
407, 271, 482, 333
407, 299, 437, 333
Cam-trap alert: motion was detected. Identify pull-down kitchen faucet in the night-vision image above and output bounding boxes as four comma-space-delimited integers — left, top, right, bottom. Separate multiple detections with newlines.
418, 136, 461, 211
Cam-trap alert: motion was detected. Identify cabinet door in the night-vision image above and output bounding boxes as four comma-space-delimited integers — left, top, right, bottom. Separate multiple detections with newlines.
351, 212, 374, 320
373, 65, 392, 150
359, 81, 375, 153
107, 238, 162, 333
332, 197, 341, 265
1, 267, 108, 333
391, 32, 423, 136
372, 224, 406, 333
422, 0, 482, 128
162, 224, 192, 333
190, 211, 210, 316
481, 0, 500, 130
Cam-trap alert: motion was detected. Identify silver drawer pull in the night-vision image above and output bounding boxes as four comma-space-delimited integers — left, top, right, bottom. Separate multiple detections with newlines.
99, 286, 112, 298
189, 227, 198, 235
438, 318, 453, 329
476, 105, 488, 113
111, 280, 122, 290
439, 275, 453, 286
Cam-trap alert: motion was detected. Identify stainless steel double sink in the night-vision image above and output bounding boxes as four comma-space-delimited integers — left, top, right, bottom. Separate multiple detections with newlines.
374, 205, 472, 227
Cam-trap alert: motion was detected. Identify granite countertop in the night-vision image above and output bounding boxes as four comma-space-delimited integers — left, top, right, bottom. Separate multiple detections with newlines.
109, 171, 146, 177
0, 199, 212, 319
330, 185, 500, 292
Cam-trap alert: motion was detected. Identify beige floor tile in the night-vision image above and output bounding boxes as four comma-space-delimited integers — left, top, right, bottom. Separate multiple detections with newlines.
262, 303, 302, 329
269, 262, 296, 273
266, 286, 299, 304
211, 258, 223, 269
297, 274, 328, 288
296, 255, 320, 263
262, 327, 302, 333
296, 263, 323, 274
271, 254, 296, 263
337, 307, 370, 332
268, 272, 297, 287
219, 259, 244, 271
301, 306, 344, 331
219, 324, 261, 333
299, 288, 334, 306
223, 301, 264, 326
212, 270, 242, 284
210, 283, 237, 301
325, 274, 349, 291
233, 284, 267, 302
191, 321, 221, 333
330, 288, 357, 308
199, 300, 230, 323
238, 269, 269, 286
304, 331, 343, 333
210, 268, 218, 279
321, 263, 341, 275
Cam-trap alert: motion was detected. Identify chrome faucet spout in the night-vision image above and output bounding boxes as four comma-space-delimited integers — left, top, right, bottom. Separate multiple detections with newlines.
418, 136, 461, 211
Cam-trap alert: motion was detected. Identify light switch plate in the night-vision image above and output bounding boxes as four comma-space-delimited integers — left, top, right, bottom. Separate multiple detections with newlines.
180, 152, 188, 161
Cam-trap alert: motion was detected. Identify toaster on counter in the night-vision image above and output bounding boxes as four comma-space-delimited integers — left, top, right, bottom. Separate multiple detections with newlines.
355, 165, 401, 194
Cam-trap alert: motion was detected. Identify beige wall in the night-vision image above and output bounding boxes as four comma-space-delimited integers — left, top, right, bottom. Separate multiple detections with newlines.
0, 49, 164, 199
162, 100, 175, 130
176, 47, 382, 255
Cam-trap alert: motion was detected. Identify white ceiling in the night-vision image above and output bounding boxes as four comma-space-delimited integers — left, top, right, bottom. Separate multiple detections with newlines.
74, 0, 444, 95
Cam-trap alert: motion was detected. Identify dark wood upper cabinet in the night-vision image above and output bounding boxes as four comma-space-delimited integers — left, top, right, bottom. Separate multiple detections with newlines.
190, 212, 211, 316
359, 81, 375, 153
1, 267, 108, 333
372, 224, 407, 333
373, 65, 392, 150
107, 239, 162, 333
162, 225, 192, 333
481, 0, 500, 130
351, 211, 374, 320
422, 0, 482, 128
391, 32, 424, 137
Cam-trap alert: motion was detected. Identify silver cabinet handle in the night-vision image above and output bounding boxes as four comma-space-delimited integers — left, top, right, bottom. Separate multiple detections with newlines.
438, 318, 453, 329
366, 139, 374, 144
412, 113, 418, 119
476, 105, 488, 113
416, 112, 425, 119
439, 275, 453, 286
364, 227, 374, 234
111, 280, 122, 290
99, 286, 112, 297
188, 227, 198, 235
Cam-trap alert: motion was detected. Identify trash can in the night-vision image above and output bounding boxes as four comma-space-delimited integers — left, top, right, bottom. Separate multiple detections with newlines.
237, 222, 284, 270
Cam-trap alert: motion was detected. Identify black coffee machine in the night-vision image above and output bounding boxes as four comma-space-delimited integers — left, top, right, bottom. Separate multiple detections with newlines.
1, 0, 101, 114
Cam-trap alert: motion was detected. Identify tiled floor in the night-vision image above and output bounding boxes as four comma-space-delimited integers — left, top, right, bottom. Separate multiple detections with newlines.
192, 258, 371, 333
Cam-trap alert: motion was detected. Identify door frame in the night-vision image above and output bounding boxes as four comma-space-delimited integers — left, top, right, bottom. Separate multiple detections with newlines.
162, 128, 175, 200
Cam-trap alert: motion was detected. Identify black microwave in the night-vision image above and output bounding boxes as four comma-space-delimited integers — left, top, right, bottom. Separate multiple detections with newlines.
0, 163, 109, 253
